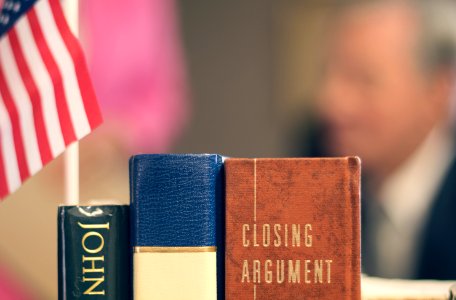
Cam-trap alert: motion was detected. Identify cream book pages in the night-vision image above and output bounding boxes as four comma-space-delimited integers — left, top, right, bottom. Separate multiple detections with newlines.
362, 276, 453, 300
134, 252, 217, 300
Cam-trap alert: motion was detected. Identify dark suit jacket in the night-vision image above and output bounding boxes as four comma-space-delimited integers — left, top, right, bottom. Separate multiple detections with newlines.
360, 155, 456, 280
414, 156, 456, 279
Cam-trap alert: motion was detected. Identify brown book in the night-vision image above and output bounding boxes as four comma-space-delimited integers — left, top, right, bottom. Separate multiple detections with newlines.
225, 157, 361, 300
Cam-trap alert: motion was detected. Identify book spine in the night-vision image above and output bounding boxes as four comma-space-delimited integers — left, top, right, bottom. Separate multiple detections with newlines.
348, 157, 362, 300
130, 154, 224, 300
58, 205, 130, 300
225, 157, 361, 300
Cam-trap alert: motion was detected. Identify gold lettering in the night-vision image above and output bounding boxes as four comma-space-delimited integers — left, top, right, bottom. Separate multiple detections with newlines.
83, 276, 105, 295
253, 260, 261, 283
82, 231, 104, 254
263, 224, 271, 247
253, 224, 259, 247
314, 260, 323, 283
273, 224, 281, 247
284, 224, 288, 247
326, 260, 332, 283
304, 260, 311, 283
78, 222, 110, 230
288, 260, 300, 283
82, 256, 104, 274
292, 224, 300, 247
305, 224, 312, 247
241, 260, 250, 283
277, 260, 285, 283
79, 222, 108, 295
242, 224, 250, 247
265, 260, 272, 283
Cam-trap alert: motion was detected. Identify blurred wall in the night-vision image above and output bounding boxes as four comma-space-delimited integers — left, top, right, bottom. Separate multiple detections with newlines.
0, 1, 334, 299
174, 0, 335, 156
174, 0, 284, 157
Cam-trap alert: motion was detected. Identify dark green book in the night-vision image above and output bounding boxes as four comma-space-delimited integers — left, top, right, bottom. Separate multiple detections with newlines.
58, 205, 130, 299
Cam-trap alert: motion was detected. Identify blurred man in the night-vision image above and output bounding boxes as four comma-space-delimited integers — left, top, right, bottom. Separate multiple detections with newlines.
317, 0, 456, 279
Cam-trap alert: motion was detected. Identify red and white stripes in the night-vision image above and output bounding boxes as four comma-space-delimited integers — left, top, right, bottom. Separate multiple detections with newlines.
0, 0, 102, 199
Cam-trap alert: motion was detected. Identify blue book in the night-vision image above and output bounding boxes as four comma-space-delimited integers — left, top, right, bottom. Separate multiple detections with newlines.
130, 154, 224, 300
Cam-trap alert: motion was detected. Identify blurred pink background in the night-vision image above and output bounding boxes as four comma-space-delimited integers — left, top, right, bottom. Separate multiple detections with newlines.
80, 0, 188, 153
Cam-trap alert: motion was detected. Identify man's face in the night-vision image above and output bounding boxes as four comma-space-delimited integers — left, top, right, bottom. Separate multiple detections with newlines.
318, 4, 442, 178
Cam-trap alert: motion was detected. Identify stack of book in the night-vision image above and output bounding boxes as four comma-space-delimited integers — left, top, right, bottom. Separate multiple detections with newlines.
57, 154, 455, 300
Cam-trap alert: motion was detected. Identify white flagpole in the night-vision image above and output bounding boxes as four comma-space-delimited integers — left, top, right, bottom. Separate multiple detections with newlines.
64, 143, 79, 205
62, 0, 80, 206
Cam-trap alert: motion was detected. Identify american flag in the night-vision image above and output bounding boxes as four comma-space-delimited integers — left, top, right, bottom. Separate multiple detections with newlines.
0, 0, 102, 200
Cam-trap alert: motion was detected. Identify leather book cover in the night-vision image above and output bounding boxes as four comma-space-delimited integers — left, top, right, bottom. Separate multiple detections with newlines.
225, 157, 361, 300
58, 205, 130, 300
130, 154, 224, 300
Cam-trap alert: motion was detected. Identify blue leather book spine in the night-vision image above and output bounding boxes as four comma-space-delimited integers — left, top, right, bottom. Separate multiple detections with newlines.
130, 154, 224, 300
